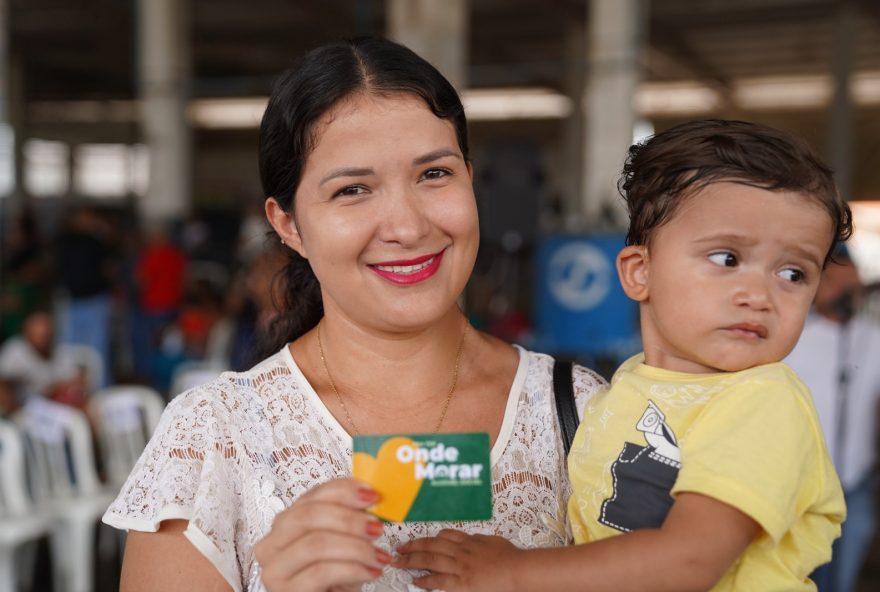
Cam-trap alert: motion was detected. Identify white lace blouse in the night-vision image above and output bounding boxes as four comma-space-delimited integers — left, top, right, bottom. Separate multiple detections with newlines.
103, 345, 606, 592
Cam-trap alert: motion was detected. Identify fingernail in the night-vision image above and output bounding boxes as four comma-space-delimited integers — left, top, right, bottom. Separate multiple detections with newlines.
358, 487, 379, 503
376, 549, 393, 565
366, 520, 384, 537
368, 566, 384, 578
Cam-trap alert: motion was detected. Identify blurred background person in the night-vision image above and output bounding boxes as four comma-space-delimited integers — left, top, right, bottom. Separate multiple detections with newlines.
0, 378, 16, 417
53, 205, 116, 387
787, 246, 880, 592
0, 309, 87, 410
132, 222, 188, 390
226, 242, 287, 371
0, 206, 50, 342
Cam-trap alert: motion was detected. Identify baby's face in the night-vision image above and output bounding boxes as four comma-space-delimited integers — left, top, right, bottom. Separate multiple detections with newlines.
637, 181, 833, 373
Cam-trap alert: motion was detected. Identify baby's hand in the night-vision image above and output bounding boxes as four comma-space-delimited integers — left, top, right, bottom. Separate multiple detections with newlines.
395, 530, 522, 592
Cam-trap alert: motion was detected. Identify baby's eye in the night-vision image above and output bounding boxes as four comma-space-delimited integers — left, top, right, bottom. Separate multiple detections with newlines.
778, 268, 805, 283
421, 168, 451, 181
708, 251, 737, 267
334, 185, 367, 198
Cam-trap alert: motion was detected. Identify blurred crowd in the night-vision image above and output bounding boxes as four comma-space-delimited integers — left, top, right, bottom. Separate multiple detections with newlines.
0, 201, 287, 415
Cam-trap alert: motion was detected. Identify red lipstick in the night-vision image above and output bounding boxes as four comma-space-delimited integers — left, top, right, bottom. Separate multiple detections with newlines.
369, 249, 445, 285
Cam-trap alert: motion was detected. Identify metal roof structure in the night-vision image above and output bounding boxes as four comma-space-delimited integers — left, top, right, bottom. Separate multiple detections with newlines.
8, 0, 880, 97
7, 0, 880, 199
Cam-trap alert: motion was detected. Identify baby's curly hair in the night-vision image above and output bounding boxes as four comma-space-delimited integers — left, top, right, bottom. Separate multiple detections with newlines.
619, 119, 853, 263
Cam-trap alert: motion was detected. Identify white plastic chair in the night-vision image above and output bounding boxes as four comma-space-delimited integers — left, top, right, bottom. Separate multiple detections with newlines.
0, 419, 53, 592
15, 398, 116, 592
204, 317, 236, 368
88, 385, 165, 488
169, 360, 226, 399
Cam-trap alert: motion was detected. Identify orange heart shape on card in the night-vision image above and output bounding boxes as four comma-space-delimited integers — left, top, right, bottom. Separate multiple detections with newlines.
352, 452, 378, 483
353, 436, 425, 522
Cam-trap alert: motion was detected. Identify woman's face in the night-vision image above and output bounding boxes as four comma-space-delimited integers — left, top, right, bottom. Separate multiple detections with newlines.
269, 92, 478, 332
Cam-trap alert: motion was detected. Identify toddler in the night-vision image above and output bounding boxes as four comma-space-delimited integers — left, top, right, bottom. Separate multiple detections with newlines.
397, 119, 850, 592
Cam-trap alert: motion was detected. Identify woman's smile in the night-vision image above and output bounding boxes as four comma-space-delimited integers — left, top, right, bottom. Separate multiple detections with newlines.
369, 249, 446, 284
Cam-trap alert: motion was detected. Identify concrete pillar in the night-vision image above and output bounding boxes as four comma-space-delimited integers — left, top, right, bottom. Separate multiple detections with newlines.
0, 0, 11, 203
828, 1, 857, 201
67, 140, 77, 199
561, 22, 586, 230
6, 57, 26, 215
386, 0, 469, 89
581, 0, 645, 230
0, 0, 25, 213
137, 0, 191, 224
0, 0, 7, 125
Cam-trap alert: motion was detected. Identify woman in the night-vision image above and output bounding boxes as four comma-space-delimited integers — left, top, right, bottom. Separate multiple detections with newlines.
103, 37, 606, 592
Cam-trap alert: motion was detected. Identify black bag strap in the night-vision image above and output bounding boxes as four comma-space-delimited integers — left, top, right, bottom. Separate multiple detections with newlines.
552, 359, 578, 456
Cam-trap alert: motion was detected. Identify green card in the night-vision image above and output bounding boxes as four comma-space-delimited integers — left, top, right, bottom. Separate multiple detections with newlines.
352, 432, 493, 522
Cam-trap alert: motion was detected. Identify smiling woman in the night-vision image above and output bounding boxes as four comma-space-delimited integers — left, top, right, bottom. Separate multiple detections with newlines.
100, 37, 607, 592
265, 91, 479, 333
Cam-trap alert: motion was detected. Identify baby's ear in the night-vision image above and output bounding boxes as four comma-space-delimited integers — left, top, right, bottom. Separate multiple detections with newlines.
617, 245, 650, 302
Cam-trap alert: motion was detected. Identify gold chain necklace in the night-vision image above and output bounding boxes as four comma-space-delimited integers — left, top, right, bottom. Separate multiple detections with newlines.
316, 322, 470, 435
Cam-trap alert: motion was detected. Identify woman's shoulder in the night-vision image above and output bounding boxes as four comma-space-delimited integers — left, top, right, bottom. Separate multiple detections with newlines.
167, 349, 304, 421
516, 348, 608, 416
148, 347, 348, 476
519, 348, 608, 391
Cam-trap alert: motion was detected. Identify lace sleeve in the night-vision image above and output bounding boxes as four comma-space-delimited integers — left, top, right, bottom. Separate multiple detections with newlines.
102, 377, 249, 591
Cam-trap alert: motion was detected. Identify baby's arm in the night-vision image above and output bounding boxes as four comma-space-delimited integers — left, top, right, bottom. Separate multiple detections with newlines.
395, 492, 758, 592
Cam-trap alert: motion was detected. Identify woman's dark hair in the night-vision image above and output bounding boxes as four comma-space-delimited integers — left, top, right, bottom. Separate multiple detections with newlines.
619, 119, 853, 261
256, 36, 469, 356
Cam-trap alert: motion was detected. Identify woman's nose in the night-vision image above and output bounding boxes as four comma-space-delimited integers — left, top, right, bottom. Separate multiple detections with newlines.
377, 189, 431, 245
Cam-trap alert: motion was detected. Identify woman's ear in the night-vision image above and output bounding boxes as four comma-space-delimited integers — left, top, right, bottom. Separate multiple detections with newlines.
265, 198, 307, 258
617, 245, 650, 302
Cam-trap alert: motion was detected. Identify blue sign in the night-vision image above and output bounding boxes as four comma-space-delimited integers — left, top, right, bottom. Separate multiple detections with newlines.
534, 234, 640, 358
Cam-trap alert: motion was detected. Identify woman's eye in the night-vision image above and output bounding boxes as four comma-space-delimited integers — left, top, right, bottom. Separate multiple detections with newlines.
778, 268, 805, 283
334, 185, 367, 198
708, 251, 737, 267
421, 168, 451, 181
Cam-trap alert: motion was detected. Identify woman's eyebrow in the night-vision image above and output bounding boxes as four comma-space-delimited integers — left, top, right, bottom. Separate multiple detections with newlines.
319, 167, 374, 186
413, 148, 461, 165
318, 149, 461, 185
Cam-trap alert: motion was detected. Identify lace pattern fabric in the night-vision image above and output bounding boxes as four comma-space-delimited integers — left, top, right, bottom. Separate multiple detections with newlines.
103, 346, 606, 592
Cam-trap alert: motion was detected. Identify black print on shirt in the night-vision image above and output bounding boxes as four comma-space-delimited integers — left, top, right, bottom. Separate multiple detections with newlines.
599, 401, 681, 532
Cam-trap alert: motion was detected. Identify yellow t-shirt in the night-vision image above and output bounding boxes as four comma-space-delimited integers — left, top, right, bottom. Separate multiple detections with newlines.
568, 354, 845, 591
